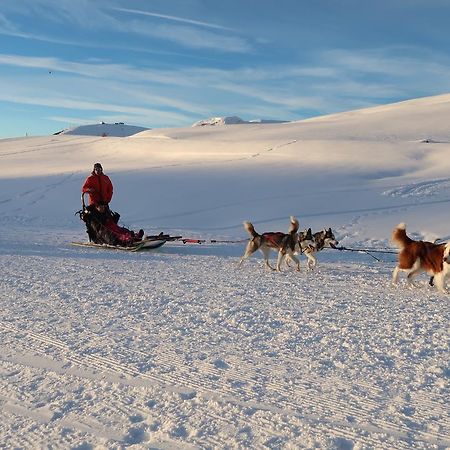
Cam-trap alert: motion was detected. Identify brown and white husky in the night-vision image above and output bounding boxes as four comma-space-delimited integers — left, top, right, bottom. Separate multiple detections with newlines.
392, 222, 450, 293
239, 216, 313, 271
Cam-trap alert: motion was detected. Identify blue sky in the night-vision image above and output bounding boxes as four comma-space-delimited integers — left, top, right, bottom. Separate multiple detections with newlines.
1, 0, 450, 137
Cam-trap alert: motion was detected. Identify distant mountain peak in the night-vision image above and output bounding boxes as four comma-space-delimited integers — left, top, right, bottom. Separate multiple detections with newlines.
192, 116, 246, 127
192, 116, 289, 127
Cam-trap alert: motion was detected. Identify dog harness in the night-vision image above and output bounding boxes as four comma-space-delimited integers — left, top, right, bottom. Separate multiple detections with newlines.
262, 232, 285, 247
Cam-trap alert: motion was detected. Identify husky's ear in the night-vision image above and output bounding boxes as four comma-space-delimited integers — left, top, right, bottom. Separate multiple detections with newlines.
328, 227, 332, 233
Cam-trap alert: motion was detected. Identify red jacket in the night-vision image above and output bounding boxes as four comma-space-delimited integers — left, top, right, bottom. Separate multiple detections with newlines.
82, 173, 113, 205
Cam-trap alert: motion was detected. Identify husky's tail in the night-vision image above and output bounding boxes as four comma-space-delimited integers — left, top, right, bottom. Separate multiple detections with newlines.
392, 222, 413, 249
243, 221, 259, 238
288, 216, 299, 234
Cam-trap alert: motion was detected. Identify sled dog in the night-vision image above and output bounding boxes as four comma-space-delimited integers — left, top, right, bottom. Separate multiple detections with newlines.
297, 227, 315, 254
303, 228, 339, 269
239, 216, 313, 271
391, 223, 450, 293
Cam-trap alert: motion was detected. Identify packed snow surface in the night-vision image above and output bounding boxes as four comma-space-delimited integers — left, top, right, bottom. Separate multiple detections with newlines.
1, 94, 449, 449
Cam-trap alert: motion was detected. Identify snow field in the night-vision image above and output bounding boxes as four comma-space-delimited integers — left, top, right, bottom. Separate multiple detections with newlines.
1, 241, 448, 449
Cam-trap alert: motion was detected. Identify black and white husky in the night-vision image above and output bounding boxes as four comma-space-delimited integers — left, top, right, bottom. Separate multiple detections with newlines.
239, 216, 314, 271
303, 228, 339, 269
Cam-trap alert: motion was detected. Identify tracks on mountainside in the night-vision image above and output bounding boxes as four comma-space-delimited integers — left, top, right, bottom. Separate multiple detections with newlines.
0, 136, 105, 158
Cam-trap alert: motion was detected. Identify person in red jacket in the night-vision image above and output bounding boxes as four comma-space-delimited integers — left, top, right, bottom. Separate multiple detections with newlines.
82, 162, 113, 206
80, 163, 144, 245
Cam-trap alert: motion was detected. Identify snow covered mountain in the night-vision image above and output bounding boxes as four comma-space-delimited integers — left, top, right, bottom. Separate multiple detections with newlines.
192, 115, 287, 126
55, 122, 149, 137
192, 115, 247, 126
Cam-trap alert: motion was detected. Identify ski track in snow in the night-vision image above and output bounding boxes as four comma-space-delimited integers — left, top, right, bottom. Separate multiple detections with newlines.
383, 178, 450, 199
1, 238, 449, 449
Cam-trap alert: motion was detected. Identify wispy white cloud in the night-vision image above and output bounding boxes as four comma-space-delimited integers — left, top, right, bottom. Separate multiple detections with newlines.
108, 84, 208, 116
122, 21, 252, 53
0, 26, 222, 63
0, 0, 113, 32
0, 57, 205, 126
1, 44, 450, 129
0, 12, 19, 33
111, 7, 236, 32
0, 89, 193, 125
323, 47, 450, 78
47, 115, 94, 125
213, 82, 331, 110
0, 0, 252, 54
0, 53, 195, 87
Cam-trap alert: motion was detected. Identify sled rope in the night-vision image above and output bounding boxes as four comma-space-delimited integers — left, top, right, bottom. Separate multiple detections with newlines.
176, 237, 399, 254
176, 239, 398, 262
177, 237, 247, 245
333, 246, 397, 262
335, 246, 397, 254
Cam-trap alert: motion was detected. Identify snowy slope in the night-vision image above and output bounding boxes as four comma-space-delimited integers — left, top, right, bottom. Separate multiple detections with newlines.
0, 94, 449, 449
2, 93, 450, 240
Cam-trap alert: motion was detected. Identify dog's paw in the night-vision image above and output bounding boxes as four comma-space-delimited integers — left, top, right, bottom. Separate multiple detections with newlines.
436, 288, 449, 294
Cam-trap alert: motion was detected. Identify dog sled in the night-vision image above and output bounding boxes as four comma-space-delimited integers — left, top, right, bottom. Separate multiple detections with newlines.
73, 194, 180, 252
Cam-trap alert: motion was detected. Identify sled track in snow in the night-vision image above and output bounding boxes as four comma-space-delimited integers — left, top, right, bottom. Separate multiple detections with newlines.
2, 322, 449, 448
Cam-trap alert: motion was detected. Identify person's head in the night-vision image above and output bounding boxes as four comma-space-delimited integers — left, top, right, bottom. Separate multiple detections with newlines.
93, 162, 103, 175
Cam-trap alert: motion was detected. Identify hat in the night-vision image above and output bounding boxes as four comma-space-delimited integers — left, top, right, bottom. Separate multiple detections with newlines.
93, 162, 103, 169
